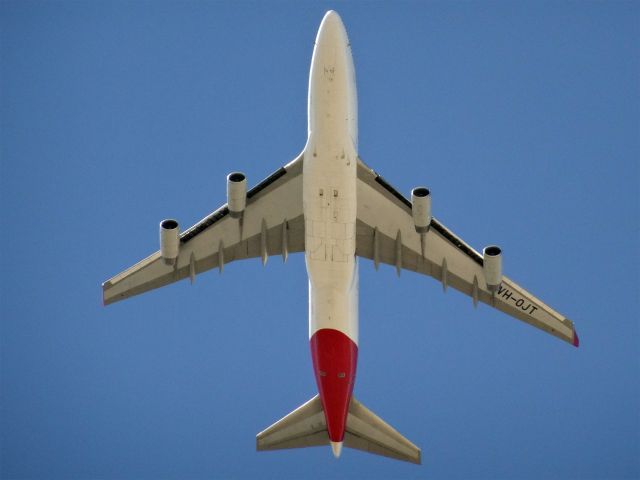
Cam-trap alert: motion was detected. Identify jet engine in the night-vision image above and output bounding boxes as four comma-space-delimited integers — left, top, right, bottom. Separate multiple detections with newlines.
411, 187, 431, 233
483, 245, 502, 292
227, 172, 247, 218
160, 219, 180, 265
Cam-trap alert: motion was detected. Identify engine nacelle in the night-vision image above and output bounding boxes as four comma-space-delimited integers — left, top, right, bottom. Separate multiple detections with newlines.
227, 172, 247, 218
160, 219, 180, 265
483, 245, 502, 292
411, 187, 431, 233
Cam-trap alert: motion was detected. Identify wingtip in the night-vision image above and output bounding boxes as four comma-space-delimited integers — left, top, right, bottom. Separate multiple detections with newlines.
572, 329, 580, 348
100, 280, 110, 307
101, 288, 117, 307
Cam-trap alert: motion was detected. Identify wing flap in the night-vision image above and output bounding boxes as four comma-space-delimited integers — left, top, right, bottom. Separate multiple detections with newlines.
103, 215, 305, 305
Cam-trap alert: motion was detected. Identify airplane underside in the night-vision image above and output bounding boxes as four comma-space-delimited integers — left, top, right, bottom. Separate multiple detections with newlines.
102, 10, 578, 466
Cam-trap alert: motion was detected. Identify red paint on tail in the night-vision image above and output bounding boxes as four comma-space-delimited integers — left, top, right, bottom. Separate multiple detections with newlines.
310, 328, 358, 442
572, 329, 580, 348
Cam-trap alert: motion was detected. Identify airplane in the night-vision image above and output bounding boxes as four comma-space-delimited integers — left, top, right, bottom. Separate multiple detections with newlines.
102, 10, 579, 465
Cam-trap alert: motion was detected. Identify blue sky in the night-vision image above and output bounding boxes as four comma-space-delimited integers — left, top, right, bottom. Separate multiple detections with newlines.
1, 1, 638, 479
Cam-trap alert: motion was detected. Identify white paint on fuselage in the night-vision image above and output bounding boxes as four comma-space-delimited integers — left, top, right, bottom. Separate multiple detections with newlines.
304, 11, 359, 345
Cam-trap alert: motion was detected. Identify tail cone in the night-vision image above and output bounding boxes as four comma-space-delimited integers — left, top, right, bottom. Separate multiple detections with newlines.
331, 441, 343, 459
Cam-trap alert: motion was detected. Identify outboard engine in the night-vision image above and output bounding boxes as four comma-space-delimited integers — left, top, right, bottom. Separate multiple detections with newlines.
227, 172, 247, 218
483, 245, 502, 292
411, 187, 431, 233
160, 219, 180, 265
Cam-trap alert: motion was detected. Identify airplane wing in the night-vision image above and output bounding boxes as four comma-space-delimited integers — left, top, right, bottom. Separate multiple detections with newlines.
102, 154, 305, 305
355, 158, 579, 346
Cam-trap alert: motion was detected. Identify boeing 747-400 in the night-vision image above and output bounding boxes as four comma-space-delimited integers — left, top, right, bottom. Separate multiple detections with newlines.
102, 11, 578, 464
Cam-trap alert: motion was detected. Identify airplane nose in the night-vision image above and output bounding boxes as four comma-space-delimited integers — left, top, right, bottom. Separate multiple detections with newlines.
316, 10, 347, 46
322, 10, 342, 26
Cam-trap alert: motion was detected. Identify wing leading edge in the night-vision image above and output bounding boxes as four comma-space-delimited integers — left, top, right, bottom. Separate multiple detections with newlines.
102, 154, 305, 305
355, 157, 578, 346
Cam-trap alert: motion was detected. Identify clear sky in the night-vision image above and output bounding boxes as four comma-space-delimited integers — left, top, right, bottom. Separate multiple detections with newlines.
1, 1, 638, 479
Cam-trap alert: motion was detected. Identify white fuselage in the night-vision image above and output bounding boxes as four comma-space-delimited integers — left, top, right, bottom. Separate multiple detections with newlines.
303, 12, 359, 346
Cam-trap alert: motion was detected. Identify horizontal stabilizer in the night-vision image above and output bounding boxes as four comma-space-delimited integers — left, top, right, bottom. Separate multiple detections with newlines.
256, 395, 329, 451
256, 395, 421, 464
345, 397, 421, 464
